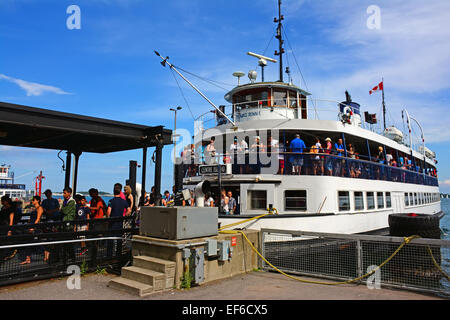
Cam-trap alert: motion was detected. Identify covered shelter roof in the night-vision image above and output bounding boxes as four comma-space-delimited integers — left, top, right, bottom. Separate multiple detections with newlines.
0, 101, 172, 153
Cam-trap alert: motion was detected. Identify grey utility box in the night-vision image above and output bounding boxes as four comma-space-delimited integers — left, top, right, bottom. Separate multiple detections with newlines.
140, 206, 218, 240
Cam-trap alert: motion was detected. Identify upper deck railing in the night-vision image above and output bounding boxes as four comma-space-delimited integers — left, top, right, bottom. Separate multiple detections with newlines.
179, 151, 439, 187
192, 98, 431, 158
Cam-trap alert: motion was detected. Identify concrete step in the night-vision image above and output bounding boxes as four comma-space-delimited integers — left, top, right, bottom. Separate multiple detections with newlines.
133, 256, 176, 278
121, 266, 165, 291
108, 277, 154, 297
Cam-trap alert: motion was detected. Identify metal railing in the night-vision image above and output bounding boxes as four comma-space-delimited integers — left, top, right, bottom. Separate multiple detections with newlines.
0, 216, 138, 286
261, 228, 450, 296
181, 152, 439, 187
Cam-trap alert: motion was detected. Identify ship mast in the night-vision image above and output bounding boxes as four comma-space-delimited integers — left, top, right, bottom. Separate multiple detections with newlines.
274, 0, 285, 82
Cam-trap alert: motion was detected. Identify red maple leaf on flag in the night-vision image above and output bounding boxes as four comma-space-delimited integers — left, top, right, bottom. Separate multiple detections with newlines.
369, 81, 383, 95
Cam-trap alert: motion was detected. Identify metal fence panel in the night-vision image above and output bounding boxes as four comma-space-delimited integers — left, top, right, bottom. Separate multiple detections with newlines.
261, 229, 450, 296
0, 216, 138, 286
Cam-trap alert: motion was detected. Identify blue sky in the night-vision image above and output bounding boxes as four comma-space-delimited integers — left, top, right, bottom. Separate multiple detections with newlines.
0, 0, 449, 193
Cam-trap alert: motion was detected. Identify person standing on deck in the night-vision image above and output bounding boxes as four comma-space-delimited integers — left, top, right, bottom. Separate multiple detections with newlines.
290, 134, 306, 175
324, 138, 333, 176
334, 139, 345, 177
19, 196, 44, 265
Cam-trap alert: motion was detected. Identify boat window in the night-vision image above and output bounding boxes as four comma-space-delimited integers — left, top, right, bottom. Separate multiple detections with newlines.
404, 193, 409, 207
338, 191, 350, 211
414, 193, 418, 205
367, 192, 375, 210
284, 190, 307, 211
247, 190, 267, 210
234, 90, 269, 108
273, 89, 287, 106
288, 91, 298, 108
377, 192, 384, 209
354, 192, 364, 211
386, 192, 392, 208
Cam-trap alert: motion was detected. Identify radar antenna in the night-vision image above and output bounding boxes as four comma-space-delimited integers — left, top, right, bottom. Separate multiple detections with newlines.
247, 52, 277, 82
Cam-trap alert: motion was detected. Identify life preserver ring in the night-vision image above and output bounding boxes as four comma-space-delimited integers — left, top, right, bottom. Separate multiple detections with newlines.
341, 106, 353, 124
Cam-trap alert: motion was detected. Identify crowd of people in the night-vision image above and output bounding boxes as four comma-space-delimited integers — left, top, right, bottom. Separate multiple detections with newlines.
0, 182, 137, 264
180, 134, 438, 180
141, 185, 239, 215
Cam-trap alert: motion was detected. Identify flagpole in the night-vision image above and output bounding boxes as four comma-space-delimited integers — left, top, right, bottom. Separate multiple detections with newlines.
382, 77, 386, 131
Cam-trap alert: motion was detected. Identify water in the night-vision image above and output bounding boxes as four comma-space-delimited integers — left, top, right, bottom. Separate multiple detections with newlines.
439, 198, 450, 295
54, 195, 113, 204
441, 198, 450, 240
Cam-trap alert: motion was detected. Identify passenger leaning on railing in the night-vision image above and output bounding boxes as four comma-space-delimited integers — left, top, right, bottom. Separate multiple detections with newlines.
19, 195, 44, 265
311, 137, 324, 176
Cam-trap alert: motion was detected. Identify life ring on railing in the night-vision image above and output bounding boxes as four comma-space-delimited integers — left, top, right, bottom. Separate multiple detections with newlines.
341, 106, 353, 124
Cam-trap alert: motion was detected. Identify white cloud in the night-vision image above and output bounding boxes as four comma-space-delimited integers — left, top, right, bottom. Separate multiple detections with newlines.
440, 180, 450, 186
0, 74, 71, 96
286, 0, 450, 142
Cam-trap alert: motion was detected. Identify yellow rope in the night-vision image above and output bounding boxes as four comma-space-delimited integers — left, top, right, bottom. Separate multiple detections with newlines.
221, 230, 421, 285
427, 246, 450, 280
217, 206, 448, 286
218, 208, 278, 231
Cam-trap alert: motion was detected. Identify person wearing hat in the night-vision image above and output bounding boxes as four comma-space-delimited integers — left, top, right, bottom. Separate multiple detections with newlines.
41, 189, 61, 222
324, 138, 333, 176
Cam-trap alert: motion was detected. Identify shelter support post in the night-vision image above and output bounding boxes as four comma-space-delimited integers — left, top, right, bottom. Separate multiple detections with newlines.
64, 151, 72, 190
128, 160, 137, 207
140, 146, 147, 206
72, 151, 82, 195
154, 140, 163, 206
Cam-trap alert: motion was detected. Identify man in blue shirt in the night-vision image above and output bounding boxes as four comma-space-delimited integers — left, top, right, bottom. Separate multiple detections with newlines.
42, 189, 61, 221
289, 134, 307, 175
334, 138, 345, 177
106, 186, 130, 257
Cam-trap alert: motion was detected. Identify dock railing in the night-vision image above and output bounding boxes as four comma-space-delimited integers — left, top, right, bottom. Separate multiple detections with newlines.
261, 228, 450, 296
0, 216, 138, 286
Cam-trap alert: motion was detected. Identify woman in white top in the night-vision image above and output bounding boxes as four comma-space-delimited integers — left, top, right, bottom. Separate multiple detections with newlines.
204, 193, 215, 207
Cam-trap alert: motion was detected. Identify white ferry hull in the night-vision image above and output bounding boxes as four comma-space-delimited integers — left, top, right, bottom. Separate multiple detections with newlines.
185, 175, 441, 234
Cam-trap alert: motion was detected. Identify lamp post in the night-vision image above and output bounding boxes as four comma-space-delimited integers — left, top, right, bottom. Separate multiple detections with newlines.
170, 106, 182, 185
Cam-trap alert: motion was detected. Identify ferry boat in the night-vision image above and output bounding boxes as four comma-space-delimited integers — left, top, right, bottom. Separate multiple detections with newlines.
162, 1, 441, 234
0, 164, 33, 200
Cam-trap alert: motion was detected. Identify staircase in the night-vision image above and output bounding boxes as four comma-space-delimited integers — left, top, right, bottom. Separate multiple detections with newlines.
108, 256, 176, 297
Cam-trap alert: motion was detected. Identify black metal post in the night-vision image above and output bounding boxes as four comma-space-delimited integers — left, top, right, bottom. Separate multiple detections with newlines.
342, 133, 350, 177
366, 139, 372, 161
140, 147, 147, 206
72, 151, 81, 195
64, 151, 72, 190
128, 160, 137, 207
154, 140, 163, 206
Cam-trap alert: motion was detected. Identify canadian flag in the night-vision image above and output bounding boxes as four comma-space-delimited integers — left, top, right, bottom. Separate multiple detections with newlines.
369, 81, 383, 95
